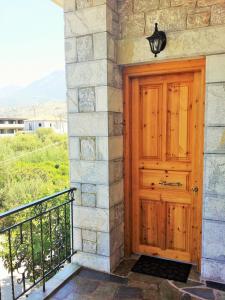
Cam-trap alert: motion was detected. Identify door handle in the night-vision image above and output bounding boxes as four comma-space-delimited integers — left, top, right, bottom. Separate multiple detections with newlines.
159, 181, 182, 187
192, 186, 199, 193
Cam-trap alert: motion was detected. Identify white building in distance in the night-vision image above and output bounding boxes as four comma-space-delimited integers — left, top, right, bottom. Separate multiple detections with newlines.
24, 119, 67, 134
0, 118, 26, 136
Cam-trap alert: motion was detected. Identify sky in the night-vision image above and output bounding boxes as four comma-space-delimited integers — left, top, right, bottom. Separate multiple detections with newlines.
0, 0, 65, 88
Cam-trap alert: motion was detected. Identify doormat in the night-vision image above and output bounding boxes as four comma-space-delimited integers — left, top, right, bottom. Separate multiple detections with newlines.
206, 281, 225, 292
131, 255, 192, 283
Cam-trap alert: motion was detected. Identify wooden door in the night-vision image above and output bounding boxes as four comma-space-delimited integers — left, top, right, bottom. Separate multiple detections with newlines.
130, 66, 204, 263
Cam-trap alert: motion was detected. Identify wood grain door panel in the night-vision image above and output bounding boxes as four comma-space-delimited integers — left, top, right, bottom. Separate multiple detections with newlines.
131, 69, 203, 263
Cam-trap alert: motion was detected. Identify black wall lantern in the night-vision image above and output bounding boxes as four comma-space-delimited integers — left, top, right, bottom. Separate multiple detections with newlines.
146, 23, 167, 57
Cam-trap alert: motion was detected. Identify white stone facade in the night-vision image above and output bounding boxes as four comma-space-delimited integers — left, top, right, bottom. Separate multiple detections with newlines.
64, 0, 225, 281
65, 0, 124, 272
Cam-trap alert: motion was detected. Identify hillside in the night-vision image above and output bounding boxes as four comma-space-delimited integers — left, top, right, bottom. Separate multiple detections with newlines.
0, 70, 67, 119
0, 70, 66, 107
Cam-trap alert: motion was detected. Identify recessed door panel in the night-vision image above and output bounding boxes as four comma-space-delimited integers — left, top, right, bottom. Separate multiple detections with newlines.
141, 85, 162, 160
167, 82, 191, 161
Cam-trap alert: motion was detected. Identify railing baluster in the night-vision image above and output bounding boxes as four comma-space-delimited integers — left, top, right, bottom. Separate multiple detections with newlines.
40, 205, 45, 292
8, 229, 15, 300
64, 204, 68, 258
71, 195, 74, 254
0, 188, 76, 299
49, 211, 53, 267
19, 223, 26, 293
30, 220, 36, 284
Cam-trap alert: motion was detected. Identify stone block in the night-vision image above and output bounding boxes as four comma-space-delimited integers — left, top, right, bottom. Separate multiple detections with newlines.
78, 87, 95, 112
65, 38, 77, 62
80, 137, 96, 160
109, 159, 123, 183
82, 184, 96, 193
77, 35, 93, 63
95, 86, 108, 112
145, 7, 187, 32
66, 60, 107, 88
171, 0, 196, 6
118, 25, 225, 65
110, 247, 123, 272
95, 86, 123, 113
64, 0, 76, 12
71, 182, 82, 206
68, 112, 108, 136
64, 6, 106, 37
97, 232, 110, 256
93, 32, 107, 60
110, 202, 124, 229
203, 194, 225, 221
67, 89, 78, 113
206, 54, 225, 83
82, 192, 96, 207
121, 13, 145, 39
83, 240, 97, 253
96, 137, 108, 160
109, 136, 123, 160
201, 258, 225, 282
211, 4, 225, 25
160, 0, 171, 7
109, 112, 123, 136
204, 155, 225, 195
202, 220, 225, 261
197, 0, 225, 6
110, 223, 124, 254
205, 83, 225, 126
96, 185, 110, 208
187, 8, 210, 28
96, 135, 123, 161
72, 252, 110, 272
118, 0, 133, 17
133, 0, 159, 12
108, 87, 123, 113
69, 137, 80, 160
73, 206, 110, 231
107, 34, 116, 62
109, 180, 124, 207
76, 0, 92, 9
73, 227, 82, 251
70, 160, 109, 184
205, 127, 225, 153
82, 229, 97, 242
108, 62, 123, 89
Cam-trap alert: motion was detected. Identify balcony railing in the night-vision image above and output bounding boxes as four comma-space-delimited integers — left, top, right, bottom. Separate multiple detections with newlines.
0, 188, 76, 300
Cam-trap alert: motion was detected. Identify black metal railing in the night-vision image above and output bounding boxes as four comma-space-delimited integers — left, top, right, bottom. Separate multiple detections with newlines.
0, 188, 76, 300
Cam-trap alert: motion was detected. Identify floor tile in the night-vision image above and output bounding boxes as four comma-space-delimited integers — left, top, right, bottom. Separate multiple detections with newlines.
114, 286, 143, 299
183, 287, 215, 300
78, 268, 128, 284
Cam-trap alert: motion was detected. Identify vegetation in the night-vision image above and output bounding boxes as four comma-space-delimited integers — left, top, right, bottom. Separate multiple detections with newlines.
0, 128, 69, 212
0, 129, 70, 287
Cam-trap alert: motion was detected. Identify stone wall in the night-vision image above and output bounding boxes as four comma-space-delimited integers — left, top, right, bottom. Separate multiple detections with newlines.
117, 0, 225, 64
202, 53, 225, 283
64, 0, 124, 272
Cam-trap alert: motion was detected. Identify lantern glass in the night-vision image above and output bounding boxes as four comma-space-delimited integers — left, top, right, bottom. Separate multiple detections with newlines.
146, 23, 167, 57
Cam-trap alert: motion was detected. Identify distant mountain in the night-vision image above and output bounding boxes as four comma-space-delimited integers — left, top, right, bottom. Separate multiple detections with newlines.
0, 70, 66, 107
0, 101, 67, 120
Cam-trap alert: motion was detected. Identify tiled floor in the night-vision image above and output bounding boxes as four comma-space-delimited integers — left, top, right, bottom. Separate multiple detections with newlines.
48, 259, 225, 300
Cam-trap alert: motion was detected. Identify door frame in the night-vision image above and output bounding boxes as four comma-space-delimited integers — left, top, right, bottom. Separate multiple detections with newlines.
123, 58, 205, 269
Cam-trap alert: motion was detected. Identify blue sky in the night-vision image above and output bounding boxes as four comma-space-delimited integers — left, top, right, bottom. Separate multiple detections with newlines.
0, 0, 65, 88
